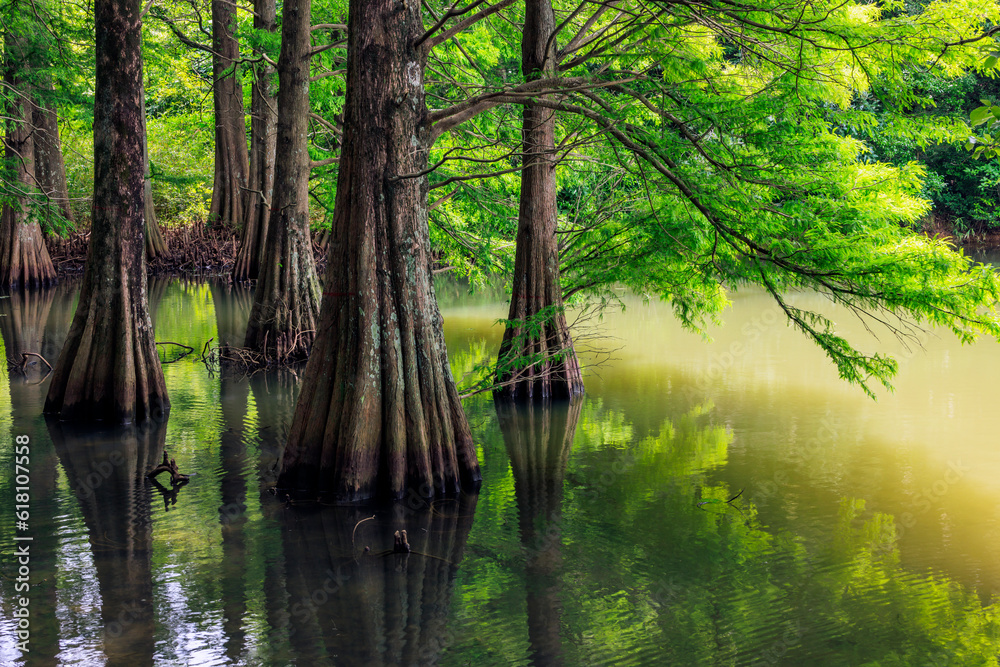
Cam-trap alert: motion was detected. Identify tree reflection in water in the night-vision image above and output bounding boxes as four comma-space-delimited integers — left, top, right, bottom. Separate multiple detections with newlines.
495, 396, 583, 666
278, 493, 478, 665
47, 419, 167, 667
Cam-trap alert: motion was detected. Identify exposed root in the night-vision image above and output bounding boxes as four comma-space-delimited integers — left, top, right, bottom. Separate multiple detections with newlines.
146, 452, 190, 486
48, 223, 331, 278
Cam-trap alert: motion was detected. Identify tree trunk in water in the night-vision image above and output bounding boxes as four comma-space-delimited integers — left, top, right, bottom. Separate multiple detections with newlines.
276, 0, 481, 501
44, 0, 169, 424
208, 0, 249, 229
141, 80, 168, 260
31, 86, 76, 230
1, 34, 57, 289
243, 0, 320, 362
233, 0, 278, 281
495, 0, 583, 401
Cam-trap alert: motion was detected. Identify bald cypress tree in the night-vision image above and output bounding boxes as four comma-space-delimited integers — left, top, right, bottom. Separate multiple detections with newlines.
44, 0, 168, 424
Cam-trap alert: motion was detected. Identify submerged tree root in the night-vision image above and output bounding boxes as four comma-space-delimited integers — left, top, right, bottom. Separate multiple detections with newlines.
146, 452, 190, 486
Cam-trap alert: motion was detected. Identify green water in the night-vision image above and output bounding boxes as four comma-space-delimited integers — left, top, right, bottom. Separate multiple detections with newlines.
2, 278, 1000, 665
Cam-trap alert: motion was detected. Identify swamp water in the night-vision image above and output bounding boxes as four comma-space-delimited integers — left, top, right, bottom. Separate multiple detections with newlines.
1, 277, 1000, 665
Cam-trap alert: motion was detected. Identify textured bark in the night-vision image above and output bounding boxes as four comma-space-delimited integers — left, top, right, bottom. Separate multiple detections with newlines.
1, 33, 57, 289
141, 80, 168, 260
233, 0, 278, 281
276, 0, 481, 501
49, 421, 163, 667
31, 87, 76, 228
208, 0, 249, 228
243, 0, 320, 362
496, 0, 583, 401
44, 0, 169, 424
496, 397, 581, 666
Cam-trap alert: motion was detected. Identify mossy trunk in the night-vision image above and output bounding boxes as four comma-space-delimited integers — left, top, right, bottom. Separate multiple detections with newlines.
1, 32, 57, 289
208, 0, 249, 229
243, 0, 320, 362
233, 0, 278, 281
44, 0, 169, 424
276, 0, 481, 501
496, 0, 583, 401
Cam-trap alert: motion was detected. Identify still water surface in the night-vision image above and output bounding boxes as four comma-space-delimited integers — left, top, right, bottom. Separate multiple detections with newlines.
1, 278, 1000, 665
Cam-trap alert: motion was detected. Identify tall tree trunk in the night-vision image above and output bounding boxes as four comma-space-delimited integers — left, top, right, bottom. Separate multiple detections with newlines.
243, 0, 320, 362
31, 85, 76, 230
1, 30, 57, 289
141, 79, 168, 260
276, 0, 481, 501
233, 0, 278, 281
44, 0, 169, 424
208, 0, 249, 229
495, 0, 584, 401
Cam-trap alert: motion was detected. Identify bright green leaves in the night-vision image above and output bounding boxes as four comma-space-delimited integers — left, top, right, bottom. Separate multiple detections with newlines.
967, 99, 1000, 157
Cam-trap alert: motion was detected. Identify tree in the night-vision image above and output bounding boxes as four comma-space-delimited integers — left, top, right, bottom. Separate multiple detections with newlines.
276, 0, 483, 501
242, 0, 320, 362
207, 0, 249, 228
495, 0, 584, 400
141, 78, 169, 260
31, 88, 75, 229
44, 0, 169, 424
1, 13, 57, 288
279, 0, 1000, 500
232, 0, 278, 281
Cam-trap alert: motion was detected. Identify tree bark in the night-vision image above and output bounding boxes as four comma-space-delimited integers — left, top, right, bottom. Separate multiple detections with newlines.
276, 0, 481, 501
44, 0, 169, 424
1, 29, 57, 289
233, 0, 278, 281
495, 0, 584, 401
31, 85, 76, 229
207, 0, 249, 229
243, 0, 320, 362
141, 79, 168, 260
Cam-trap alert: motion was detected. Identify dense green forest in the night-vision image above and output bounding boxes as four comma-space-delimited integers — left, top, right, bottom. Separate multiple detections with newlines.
4, 0, 1000, 499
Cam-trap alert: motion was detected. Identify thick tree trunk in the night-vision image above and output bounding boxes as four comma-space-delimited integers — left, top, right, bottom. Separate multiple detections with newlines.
243, 0, 320, 362
496, 0, 584, 401
1, 36, 57, 289
141, 80, 168, 260
276, 0, 481, 501
31, 86, 76, 229
208, 0, 249, 229
233, 0, 278, 281
44, 0, 169, 424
